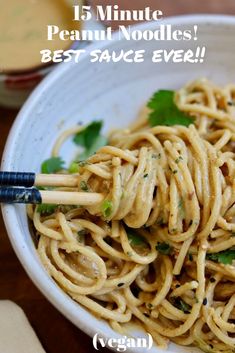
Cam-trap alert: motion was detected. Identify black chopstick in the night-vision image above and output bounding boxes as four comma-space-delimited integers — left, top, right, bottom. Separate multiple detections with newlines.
0, 171, 78, 188
0, 186, 104, 206
0, 172, 36, 187
0, 187, 42, 204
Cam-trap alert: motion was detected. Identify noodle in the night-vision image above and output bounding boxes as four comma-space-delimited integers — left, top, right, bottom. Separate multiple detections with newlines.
29, 78, 235, 353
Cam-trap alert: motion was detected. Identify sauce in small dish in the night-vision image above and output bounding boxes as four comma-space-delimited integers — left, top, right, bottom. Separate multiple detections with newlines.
0, 0, 80, 73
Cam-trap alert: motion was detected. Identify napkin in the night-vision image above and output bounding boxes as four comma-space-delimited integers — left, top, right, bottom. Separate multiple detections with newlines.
0, 300, 46, 353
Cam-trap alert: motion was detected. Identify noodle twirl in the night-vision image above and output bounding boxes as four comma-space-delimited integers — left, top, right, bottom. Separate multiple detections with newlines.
28, 79, 235, 353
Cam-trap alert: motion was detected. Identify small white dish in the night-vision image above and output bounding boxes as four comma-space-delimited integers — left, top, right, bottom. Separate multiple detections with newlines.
2, 15, 235, 353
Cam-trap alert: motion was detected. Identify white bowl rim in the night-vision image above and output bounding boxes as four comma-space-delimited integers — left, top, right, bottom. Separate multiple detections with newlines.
2, 13, 235, 351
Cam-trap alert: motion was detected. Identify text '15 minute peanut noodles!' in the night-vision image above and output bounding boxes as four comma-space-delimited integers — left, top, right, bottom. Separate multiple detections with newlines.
28, 79, 235, 353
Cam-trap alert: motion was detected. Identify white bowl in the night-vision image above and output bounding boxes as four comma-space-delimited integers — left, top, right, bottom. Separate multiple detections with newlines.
2, 15, 235, 353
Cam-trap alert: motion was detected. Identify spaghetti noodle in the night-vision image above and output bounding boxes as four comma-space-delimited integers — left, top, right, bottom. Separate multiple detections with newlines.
28, 79, 235, 352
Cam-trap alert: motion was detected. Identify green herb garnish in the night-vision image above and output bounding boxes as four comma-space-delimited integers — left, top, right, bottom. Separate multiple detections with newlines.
78, 161, 89, 167
101, 200, 113, 218
78, 135, 107, 161
73, 121, 107, 161
37, 204, 57, 215
74, 121, 102, 148
41, 157, 65, 174
77, 229, 87, 237
156, 242, 173, 255
126, 227, 147, 247
178, 198, 185, 218
175, 156, 183, 164
80, 180, 89, 192
147, 90, 194, 127
178, 198, 184, 209
68, 162, 79, 174
206, 249, 235, 265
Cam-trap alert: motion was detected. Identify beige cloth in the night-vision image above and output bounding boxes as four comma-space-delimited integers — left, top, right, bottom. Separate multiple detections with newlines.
0, 300, 46, 353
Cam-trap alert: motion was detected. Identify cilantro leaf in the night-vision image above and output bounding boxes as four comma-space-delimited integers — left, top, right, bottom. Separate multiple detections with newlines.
125, 227, 147, 247
41, 157, 65, 174
77, 135, 107, 162
101, 200, 113, 218
156, 242, 173, 255
73, 121, 103, 148
206, 249, 235, 265
73, 121, 107, 162
37, 204, 57, 215
147, 90, 194, 127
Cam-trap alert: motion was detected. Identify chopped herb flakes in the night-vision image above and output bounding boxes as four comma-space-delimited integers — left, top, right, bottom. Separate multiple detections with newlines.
152, 153, 161, 159
101, 200, 113, 218
78, 160, 89, 167
37, 204, 57, 215
175, 156, 183, 164
147, 90, 194, 127
80, 180, 89, 191
68, 162, 79, 174
178, 198, 184, 209
77, 229, 87, 237
178, 198, 185, 218
156, 242, 173, 255
41, 157, 64, 174
206, 249, 235, 265
126, 227, 147, 247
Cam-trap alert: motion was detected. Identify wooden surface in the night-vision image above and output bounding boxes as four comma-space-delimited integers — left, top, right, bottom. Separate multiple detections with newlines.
1, 1, 235, 353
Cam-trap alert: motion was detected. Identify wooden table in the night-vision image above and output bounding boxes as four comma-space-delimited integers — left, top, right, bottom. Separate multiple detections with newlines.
0, 1, 235, 352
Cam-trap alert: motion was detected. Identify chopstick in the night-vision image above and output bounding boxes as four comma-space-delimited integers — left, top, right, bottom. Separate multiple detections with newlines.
0, 187, 104, 206
0, 171, 104, 206
0, 171, 78, 187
